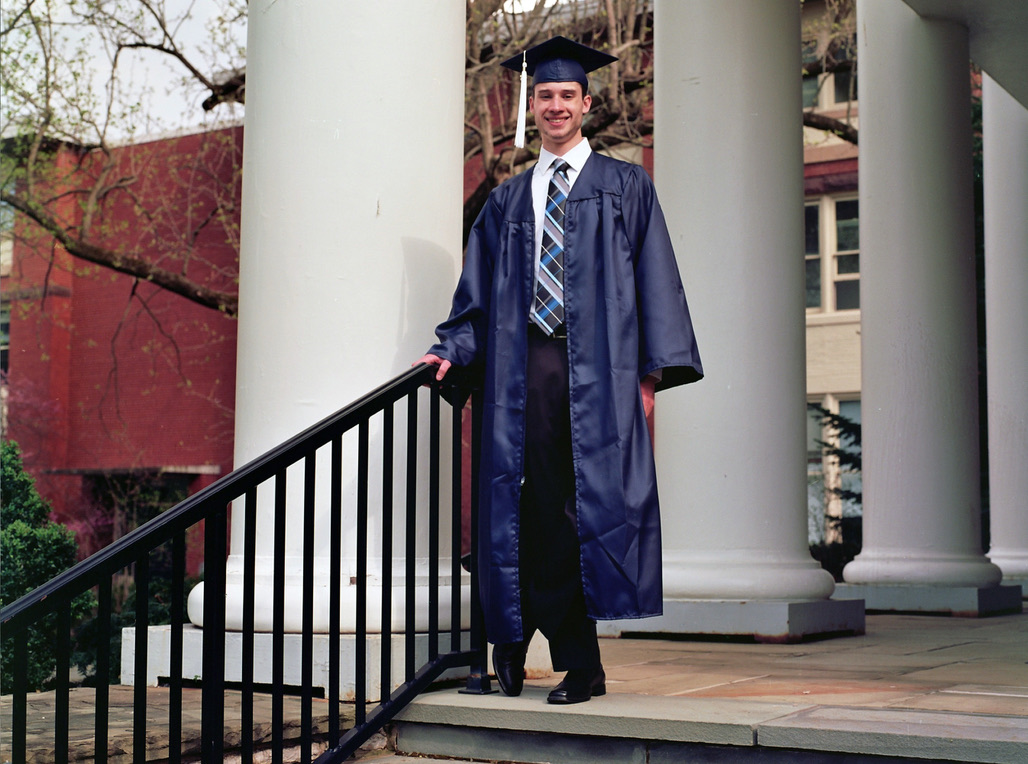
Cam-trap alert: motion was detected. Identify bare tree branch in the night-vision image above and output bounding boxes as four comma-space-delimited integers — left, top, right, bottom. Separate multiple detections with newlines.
2, 188, 238, 316
803, 111, 858, 145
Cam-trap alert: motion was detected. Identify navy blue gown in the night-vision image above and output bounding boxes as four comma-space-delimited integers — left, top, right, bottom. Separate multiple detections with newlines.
429, 152, 703, 645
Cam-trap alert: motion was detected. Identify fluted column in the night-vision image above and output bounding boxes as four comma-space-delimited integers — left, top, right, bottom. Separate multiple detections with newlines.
188, 0, 466, 632
621, 0, 862, 641
983, 73, 1028, 590
841, 0, 1016, 614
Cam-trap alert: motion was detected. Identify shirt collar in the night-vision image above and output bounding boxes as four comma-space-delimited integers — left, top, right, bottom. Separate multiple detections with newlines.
536, 138, 592, 177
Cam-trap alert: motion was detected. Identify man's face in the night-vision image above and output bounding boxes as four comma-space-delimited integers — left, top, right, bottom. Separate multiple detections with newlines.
529, 81, 592, 154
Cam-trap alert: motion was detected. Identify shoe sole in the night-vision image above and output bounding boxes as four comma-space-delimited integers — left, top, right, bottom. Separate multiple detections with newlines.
546, 684, 606, 704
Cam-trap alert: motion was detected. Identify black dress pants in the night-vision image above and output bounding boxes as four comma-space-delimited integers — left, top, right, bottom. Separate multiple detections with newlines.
518, 325, 601, 673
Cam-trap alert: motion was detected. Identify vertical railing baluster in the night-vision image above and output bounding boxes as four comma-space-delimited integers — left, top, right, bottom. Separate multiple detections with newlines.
134, 553, 150, 763
329, 435, 343, 747
55, 602, 71, 764
428, 388, 440, 661
169, 533, 186, 764
405, 392, 418, 680
12, 634, 28, 763
242, 487, 258, 764
356, 421, 369, 725
201, 509, 227, 762
464, 393, 493, 694
301, 453, 316, 763
94, 577, 112, 764
273, 471, 287, 764
381, 406, 394, 700
451, 400, 463, 652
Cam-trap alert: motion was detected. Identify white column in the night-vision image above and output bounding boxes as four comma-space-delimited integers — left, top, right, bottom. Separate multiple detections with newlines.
983, 73, 1028, 590
841, 0, 1013, 614
187, 0, 466, 633
613, 0, 861, 641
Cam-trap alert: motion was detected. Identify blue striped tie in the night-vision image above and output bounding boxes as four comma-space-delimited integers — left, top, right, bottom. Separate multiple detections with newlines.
532, 159, 570, 335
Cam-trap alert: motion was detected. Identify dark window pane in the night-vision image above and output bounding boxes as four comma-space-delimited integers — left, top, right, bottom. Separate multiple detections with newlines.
802, 75, 820, 109
834, 68, 856, 104
805, 204, 820, 254
837, 253, 859, 274
806, 260, 821, 308
807, 406, 824, 462
836, 280, 860, 310
836, 199, 859, 250
0, 302, 9, 375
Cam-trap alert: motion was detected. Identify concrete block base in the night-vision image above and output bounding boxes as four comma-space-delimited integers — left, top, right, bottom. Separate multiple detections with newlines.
121, 625, 476, 702
595, 598, 865, 643
832, 584, 1022, 616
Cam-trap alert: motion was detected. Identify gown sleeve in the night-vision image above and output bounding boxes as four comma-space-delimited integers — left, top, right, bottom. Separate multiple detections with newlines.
625, 167, 704, 391
425, 190, 502, 398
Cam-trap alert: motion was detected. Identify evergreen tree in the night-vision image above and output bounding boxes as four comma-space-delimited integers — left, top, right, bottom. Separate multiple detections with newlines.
1, 441, 93, 691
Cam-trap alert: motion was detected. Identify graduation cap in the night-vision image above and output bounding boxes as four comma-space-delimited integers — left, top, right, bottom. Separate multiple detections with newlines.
500, 36, 618, 149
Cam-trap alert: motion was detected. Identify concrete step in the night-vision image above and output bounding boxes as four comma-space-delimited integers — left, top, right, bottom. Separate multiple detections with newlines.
392, 686, 1028, 763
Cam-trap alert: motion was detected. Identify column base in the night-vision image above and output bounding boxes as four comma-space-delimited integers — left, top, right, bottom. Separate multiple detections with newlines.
595, 598, 865, 643
988, 551, 1028, 594
832, 584, 1023, 616
122, 625, 475, 703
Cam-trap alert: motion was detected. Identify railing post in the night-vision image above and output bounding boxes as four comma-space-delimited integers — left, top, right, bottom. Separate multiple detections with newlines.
462, 391, 494, 695
134, 553, 150, 763
272, 470, 287, 763
242, 487, 258, 763
169, 533, 185, 764
55, 604, 71, 764
201, 510, 227, 761
12, 635, 28, 763
301, 454, 317, 763
328, 435, 343, 748
94, 577, 112, 764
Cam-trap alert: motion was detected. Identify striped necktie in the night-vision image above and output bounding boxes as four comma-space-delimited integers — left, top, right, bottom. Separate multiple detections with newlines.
532, 159, 571, 335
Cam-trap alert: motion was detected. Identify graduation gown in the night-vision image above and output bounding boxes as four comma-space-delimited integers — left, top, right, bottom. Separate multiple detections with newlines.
429, 152, 703, 645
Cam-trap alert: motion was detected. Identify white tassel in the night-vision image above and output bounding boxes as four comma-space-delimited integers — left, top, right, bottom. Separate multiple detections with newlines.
514, 52, 527, 149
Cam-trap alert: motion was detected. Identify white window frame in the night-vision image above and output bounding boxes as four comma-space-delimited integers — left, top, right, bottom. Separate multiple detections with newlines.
805, 194, 860, 315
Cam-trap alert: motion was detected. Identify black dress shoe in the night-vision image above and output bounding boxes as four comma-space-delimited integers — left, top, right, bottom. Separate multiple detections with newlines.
546, 667, 606, 704
492, 641, 528, 697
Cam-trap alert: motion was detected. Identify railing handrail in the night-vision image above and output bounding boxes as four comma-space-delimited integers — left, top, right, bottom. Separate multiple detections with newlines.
0, 363, 438, 632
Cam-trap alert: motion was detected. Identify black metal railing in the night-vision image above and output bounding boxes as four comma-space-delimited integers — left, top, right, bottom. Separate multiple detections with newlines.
0, 365, 491, 763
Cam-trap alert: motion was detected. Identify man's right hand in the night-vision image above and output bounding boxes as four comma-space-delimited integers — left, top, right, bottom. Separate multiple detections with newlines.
415, 354, 451, 381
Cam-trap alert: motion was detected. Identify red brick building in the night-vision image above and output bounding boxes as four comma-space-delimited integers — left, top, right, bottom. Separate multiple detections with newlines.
1, 127, 243, 567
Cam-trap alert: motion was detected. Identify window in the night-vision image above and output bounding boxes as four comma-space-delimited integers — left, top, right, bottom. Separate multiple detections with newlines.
805, 196, 860, 313
802, 67, 858, 110
0, 301, 9, 375
833, 67, 857, 105
833, 199, 859, 310
804, 203, 821, 308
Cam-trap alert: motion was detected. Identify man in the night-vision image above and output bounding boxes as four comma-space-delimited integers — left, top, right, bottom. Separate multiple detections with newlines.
417, 36, 702, 704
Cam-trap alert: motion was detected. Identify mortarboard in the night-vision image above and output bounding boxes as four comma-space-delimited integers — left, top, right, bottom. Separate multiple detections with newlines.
500, 36, 618, 149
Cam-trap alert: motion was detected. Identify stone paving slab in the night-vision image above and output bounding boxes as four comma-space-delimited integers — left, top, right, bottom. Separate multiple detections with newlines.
397, 686, 810, 748
758, 706, 1028, 763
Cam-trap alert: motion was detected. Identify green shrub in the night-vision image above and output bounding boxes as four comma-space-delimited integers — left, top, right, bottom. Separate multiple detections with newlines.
1, 441, 93, 692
